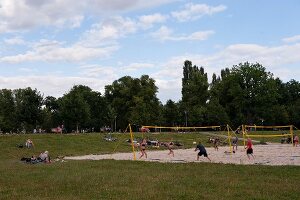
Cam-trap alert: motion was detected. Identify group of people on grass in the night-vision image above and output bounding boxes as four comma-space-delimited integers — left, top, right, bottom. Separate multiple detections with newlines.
30, 151, 51, 164
21, 139, 51, 164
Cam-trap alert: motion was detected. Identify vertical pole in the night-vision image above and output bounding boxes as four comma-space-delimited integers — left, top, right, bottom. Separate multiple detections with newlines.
114, 116, 117, 132
291, 125, 294, 147
184, 111, 187, 127
129, 124, 136, 160
227, 125, 232, 153
242, 125, 246, 149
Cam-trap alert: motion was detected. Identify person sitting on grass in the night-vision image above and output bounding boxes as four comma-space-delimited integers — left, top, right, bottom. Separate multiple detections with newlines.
195, 141, 211, 162
25, 139, 34, 148
38, 151, 51, 163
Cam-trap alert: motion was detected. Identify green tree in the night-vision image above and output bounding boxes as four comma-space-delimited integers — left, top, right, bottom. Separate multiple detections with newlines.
14, 87, 43, 132
0, 89, 16, 132
206, 99, 229, 125
60, 86, 91, 133
41, 96, 60, 132
181, 60, 209, 125
162, 100, 180, 126
284, 80, 300, 126
105, 75, 161, 129
215, 62, 280, 126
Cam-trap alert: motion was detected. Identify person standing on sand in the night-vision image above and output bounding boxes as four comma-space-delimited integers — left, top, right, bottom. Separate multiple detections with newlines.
245, 138, 254, 159
195, 142, 211, 161
294, 135, 299, 147
167, 139, 174, 157
232, 136, 238, 152
139, 138, 147, 159
213, 137, 219, 151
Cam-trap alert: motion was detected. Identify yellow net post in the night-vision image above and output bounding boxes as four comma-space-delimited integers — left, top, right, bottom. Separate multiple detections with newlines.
242, 125, 246, 148
129, 124, 136, 160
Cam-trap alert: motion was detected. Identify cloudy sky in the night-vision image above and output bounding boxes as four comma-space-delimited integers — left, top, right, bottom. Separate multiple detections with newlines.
0, 0, 300, 103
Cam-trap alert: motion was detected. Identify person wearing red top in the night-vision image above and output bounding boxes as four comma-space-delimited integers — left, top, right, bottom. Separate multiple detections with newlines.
246, 138, 254, 159
294, 135, 299, 147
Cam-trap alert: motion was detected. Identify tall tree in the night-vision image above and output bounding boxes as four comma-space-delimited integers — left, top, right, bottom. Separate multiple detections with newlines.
105, 75, 161, 129
14, 87, 43, 132
284, 80, 300, 126
162, 100, 180, 126
41, 96, 60, 132
0, 89, 16, 132
181, 60, 209, 125
60, 86, 91, 132
215, 62, 281, 126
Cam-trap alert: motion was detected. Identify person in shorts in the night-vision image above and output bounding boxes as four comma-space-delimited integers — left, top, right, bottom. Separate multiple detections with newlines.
167, 139, 174, 157
213, 137, 219, 151
139, 138, 148, 159
195, 142, 211, 161
246, 138, 254, 159
293, 135, 299, 147
232, 136, 238, 152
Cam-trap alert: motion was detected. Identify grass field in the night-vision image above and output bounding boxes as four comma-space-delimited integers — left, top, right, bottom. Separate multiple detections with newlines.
1, 132, 299, 200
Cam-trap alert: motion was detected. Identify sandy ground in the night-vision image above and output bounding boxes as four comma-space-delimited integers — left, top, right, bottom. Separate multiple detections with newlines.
65, 144, 300, 166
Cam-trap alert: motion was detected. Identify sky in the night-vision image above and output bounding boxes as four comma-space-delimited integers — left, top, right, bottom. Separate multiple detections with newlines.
0, 0, 300, 103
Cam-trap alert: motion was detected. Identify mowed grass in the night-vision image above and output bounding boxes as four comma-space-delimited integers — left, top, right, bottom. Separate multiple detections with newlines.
0, 132, 300, 200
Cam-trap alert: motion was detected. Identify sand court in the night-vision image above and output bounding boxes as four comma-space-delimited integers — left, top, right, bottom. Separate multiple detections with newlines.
65, 144, 300, 166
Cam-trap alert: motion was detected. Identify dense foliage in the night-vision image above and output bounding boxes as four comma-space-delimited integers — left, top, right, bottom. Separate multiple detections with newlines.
0, 61, 300, 133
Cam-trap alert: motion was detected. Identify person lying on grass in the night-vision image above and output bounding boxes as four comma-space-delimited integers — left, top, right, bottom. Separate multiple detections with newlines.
21, 151, 51, 164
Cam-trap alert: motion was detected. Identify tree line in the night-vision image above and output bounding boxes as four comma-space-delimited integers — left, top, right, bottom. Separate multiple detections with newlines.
0, 61, 299, 133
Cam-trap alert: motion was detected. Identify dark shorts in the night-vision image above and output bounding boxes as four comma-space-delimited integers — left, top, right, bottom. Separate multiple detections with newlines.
198, 151, 208, 157
246, 148, 253, 154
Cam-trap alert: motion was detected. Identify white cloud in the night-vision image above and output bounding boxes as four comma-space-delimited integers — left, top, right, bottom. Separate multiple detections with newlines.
0, 39, 119, 63
79, 65, 118, 79
0, 75, 111, 97
1, 40, 300, 103
282, 35, 300, 43
155, 79, 182, 102
79, 16, 138, 47
4, 36, 26, 45
138, 13, 168, 29
149, 42, 300, 102
0, 0, 176, 33
171, 3, 227, 22
0, 0, 85, 33
121, 62, 155, 71
152, 26, 214, 41
159, 42, 300, 79
18, 67, 37, 73
0, 14, 163, 64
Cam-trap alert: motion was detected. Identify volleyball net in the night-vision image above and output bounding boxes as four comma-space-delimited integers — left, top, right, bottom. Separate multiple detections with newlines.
242, 125, 295, 147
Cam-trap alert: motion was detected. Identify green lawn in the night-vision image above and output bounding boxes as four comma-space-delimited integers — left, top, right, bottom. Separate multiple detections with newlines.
0, 133, 299, 200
